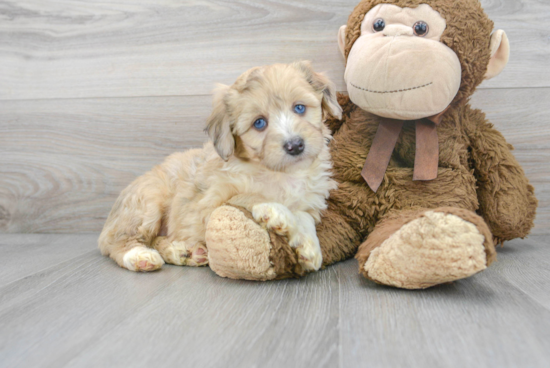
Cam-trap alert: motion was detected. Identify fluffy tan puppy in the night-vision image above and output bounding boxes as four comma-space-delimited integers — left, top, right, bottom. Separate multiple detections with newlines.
98, 62, 340, 273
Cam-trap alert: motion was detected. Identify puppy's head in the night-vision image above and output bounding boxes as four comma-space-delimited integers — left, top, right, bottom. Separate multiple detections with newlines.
205, 61, 341, 171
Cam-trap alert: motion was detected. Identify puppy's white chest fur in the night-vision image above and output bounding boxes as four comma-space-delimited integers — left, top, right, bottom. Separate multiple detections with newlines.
217, 144, 336, 217
253, 171, 316, 208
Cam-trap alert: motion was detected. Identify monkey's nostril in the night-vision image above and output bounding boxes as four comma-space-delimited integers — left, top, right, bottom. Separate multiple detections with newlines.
284, 137, 305, 156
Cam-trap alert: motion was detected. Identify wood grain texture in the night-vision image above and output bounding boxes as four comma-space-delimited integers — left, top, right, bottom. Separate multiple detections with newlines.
338, 238, 550, 368
2, 88, 548, 234
0, 0, 549, 101
0, 96, 211, 233
470, 88, 550, 235
0, 233, 549, 368
0, 234, 96, 287
0, 234, 339, 368
489, 235, 550, 310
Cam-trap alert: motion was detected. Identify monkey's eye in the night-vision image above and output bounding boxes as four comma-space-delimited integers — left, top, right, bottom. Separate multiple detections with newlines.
373, 18, 385, 32
253, 118, 267, 131
294, 104, 306, 114
413, 21, 429, 37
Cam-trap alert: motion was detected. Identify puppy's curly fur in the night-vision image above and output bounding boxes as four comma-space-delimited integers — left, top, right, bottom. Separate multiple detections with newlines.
98, 62, 340, 272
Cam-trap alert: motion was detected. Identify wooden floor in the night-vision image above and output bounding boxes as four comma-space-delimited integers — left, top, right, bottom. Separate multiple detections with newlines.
1, 1, 549, 367
1, 233, 549, 368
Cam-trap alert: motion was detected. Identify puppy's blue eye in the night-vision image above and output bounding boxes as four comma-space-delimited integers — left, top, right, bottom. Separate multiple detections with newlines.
294, 104, 306, 114
253, 118, 267, 130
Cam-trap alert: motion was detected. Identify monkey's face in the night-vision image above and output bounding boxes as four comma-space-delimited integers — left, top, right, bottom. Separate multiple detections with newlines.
339, 4, 461, 120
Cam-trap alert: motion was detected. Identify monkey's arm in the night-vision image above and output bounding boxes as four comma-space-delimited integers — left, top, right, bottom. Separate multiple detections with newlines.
316, 203, 365, 267
465, 106, 537, 243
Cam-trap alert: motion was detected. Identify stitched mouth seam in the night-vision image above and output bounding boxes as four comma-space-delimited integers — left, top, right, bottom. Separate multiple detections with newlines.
351, 82, 433, 94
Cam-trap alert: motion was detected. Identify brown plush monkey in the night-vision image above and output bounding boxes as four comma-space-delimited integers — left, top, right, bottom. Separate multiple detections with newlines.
206, 0, 538, 289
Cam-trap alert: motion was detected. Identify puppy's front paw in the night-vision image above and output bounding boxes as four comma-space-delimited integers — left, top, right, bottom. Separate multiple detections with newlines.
252, 203, 296, 237
290, 234, 322, 272
122, 246, 164, 272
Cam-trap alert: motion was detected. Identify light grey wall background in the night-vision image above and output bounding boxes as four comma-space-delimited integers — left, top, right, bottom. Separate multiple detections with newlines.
1, 0, 549, 234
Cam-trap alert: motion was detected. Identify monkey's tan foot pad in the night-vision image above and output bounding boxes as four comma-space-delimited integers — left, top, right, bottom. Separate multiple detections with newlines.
153, 237, 208, 267
206, 205, 305, 281
123, 246, 164, 272
362, 211, 490, 289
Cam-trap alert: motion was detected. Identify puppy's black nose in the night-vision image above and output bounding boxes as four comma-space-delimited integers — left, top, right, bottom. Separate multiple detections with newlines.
284, 137, 305, 156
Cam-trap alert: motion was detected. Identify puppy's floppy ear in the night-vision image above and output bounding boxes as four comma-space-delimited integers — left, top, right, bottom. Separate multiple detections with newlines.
205, 84, 235, 161
293, 60, 342, 120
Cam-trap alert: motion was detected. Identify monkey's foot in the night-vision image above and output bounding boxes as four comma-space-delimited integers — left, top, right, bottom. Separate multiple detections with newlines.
357, 208, 496, 289
206, 205, 307, 281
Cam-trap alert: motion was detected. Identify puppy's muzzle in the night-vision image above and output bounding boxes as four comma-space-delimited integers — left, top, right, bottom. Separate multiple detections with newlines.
284, 137, 305, 156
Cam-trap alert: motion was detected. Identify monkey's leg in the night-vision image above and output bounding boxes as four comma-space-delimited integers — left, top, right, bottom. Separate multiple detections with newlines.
206, 205, 362, 281
206, 205, 286, 280
356, 207, 496, 289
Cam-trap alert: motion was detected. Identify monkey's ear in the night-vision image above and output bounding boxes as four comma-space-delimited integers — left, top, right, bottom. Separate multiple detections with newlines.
338, 25, 347, 59
205, 84, 235, 161
485, 30, 510, 80
293, 60, 342, 119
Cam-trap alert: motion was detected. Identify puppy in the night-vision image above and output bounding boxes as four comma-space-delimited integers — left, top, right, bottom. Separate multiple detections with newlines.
98, 61, 340, 272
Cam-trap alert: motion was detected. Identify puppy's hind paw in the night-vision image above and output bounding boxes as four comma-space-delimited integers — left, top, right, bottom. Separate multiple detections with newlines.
123, 247, 164, 272
252, 203, 296, 237
154, 239, 208, 267
188, 243, 209, 267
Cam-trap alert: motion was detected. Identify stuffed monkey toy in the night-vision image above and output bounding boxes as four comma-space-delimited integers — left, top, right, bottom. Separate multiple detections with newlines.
205, 0, 538, 289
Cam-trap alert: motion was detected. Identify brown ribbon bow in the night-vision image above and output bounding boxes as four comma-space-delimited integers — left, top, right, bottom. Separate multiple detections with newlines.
361, 110, 447, 193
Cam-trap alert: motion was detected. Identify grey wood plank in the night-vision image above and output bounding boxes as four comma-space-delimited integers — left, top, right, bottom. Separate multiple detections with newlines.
65, 266, 340, 368
0, 95, 211, 233
0, 249, 98, 314
0, 234, 97, 287
479, 0, 550, 89
2, 88, 548, 234
488, 235, 550, 310
1, 234, 549, 368
0, 234, 340, 368
0, 248, 189, 368
470, 88, 550, 236
338, 240, 550, 368
0, 0, 548, 101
